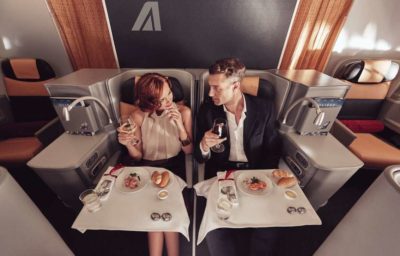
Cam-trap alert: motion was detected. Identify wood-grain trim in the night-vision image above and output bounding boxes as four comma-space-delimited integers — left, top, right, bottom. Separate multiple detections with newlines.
279, 0, 353, 71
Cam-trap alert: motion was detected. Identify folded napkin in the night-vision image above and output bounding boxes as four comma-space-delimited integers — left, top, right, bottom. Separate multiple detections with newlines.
217, 170, 239, 206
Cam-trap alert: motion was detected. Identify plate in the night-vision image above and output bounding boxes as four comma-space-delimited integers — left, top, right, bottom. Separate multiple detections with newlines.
236, 171, 274, 196
115, 167, 149, 193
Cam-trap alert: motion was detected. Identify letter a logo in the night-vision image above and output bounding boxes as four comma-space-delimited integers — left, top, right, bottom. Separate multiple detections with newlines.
132, 2, 161, 31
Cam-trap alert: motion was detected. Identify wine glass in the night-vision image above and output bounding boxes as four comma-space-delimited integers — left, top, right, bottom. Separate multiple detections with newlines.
119, 118, 140, 146
210, 118, 228, 153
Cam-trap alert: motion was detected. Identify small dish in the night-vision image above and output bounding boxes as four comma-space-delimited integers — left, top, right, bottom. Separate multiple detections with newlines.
157, 189, 169, 200
284, 189, 298, 200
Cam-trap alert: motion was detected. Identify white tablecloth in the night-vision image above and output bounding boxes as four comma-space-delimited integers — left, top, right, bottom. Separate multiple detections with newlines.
72, 166, 190, 241
194, 169, 321, 245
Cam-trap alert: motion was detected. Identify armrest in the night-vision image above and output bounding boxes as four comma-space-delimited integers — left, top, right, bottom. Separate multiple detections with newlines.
185, 154, 193, 188
330, 119, 357, 147
34, 117, 64, 146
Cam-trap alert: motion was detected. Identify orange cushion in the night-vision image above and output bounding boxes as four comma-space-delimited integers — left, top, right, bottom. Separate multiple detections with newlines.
344, 81, 390, 100
0, 137, 43, 163
349, 133, 400, 169
9, 58, 40, 79
4, 77, 52, 96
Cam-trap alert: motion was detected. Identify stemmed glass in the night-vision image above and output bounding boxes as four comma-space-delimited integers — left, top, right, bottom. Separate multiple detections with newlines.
210, 118, 228, 153
119, 118, 140, 146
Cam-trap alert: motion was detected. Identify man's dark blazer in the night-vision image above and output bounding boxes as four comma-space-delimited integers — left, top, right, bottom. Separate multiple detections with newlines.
194, 93, 282, 178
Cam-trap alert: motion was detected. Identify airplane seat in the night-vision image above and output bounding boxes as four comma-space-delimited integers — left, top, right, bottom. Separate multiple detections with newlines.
333, 59, 400, 169
314, 165, 400, 256
106, 69, 195, 187
0, 58, 60, 167
0, 166, 73, 255
197, 70, 284, 182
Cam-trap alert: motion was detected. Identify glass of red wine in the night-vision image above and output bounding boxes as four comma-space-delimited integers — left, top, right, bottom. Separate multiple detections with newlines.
210, 118, 228, 153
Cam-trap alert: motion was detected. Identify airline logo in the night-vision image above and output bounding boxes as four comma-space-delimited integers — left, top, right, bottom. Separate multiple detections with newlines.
132, 1, 162, 31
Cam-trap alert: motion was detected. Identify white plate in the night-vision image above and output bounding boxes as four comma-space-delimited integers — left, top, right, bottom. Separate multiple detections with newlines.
115, 167, 149, 193
236, 171, 274, 196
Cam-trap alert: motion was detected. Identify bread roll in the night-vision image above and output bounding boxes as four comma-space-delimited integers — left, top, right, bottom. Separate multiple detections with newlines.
159, 171, 170, 188
277, 177, 298, 188
272, 169, 293, 179
151, 171, 162, 185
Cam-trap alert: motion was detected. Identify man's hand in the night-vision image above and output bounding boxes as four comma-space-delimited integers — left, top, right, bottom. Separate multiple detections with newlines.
200, 129, 227, 152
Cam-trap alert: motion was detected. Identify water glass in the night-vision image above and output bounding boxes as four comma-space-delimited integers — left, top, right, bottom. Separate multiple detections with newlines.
79, 189, 102, 212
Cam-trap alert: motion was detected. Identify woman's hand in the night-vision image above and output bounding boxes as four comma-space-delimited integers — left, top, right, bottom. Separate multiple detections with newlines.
167, 106, 185, 131
117, 120, 137, 134
117, 120, 140, 146
117, 131, 140, 146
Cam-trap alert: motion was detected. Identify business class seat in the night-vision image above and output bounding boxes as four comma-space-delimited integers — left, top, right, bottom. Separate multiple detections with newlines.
0, 58, 58, 167
0, 166, 73, 255
196, 70, 290, 181
106, 69, 195, 187
333, 59, 400, 169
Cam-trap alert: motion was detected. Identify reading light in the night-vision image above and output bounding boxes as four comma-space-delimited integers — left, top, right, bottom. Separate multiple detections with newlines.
62, 96, 113, 124
282, 97, 325, 127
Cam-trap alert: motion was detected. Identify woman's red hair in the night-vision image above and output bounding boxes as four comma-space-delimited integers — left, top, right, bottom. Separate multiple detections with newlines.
135, 73, 171, 113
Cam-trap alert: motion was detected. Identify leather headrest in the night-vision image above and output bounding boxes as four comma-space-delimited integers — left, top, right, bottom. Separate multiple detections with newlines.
1, 58, 55, 81
335, 59, 399, 83
241, 76, 275, 100
120, 76, 184, 105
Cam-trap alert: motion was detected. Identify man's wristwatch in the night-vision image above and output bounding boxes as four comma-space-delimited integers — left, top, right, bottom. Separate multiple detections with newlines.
180, 137, 191, 146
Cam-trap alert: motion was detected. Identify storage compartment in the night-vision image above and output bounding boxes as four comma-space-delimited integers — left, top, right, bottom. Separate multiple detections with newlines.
27, 131, 119, 209
295, 98, 344, 135
46, 68, 124, 133
283, 132, 364, 209
269, 69, 349, 135
52, 97, 100, 135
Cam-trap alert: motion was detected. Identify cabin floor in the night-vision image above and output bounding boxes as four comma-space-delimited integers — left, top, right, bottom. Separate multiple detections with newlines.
8, 165, 381, 256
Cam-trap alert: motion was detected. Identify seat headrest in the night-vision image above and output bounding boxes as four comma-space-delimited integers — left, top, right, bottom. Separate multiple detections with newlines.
240, 76, 275, 100
120, 75, 184, 105
1, 58, 55, 81
335, 59, 399, 83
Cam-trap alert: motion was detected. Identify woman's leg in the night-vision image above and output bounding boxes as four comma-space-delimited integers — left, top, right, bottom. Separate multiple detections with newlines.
164, 232, 179, 256
148, 232, 164, 256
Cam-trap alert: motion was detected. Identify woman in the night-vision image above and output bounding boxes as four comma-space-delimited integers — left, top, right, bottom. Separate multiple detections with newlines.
117, 73, 192, 256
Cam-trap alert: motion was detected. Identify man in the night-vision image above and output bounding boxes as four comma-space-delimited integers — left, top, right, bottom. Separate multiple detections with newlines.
194, 58, 282, 256
195, 57, 281, 178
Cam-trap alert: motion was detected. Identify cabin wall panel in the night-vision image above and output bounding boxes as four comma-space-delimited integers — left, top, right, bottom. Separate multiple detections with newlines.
104, 0, 297, 69
0, 0, 73, 84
